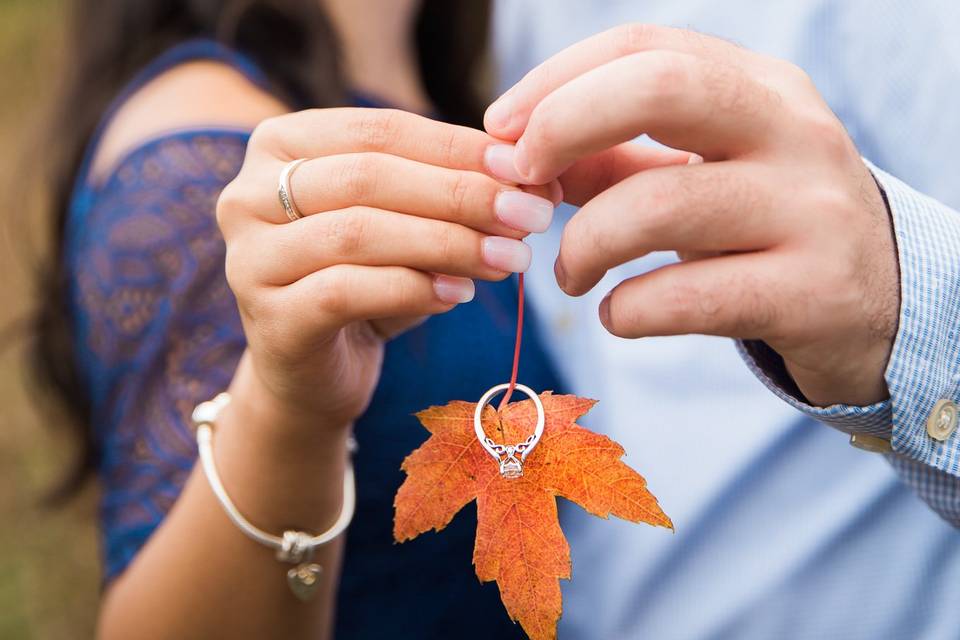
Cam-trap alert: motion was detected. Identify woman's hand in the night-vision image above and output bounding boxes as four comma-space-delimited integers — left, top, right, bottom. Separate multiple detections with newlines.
484, 24, 899, 408
217, 108, 557, 427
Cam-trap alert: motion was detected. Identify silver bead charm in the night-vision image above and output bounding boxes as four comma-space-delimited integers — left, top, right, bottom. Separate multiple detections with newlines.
277, 530, 314, 564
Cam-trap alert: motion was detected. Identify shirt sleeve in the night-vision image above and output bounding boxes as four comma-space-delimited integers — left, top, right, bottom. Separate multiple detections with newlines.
738, 163, 960, 526
67, 131, 250, 583
738, 0, 960, 525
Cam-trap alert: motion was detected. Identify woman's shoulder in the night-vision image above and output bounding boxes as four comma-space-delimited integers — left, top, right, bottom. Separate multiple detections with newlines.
88, 51, 289, 185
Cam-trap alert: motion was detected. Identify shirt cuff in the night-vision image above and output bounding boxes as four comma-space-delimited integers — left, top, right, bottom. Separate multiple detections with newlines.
738, 160, 960, 476
736, 340, 892, 438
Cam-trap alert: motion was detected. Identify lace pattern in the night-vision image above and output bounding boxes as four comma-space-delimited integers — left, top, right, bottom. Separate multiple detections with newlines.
69, 132, 250, 578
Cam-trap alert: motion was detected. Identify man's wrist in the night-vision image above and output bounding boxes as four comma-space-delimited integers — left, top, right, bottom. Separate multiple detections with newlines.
784, 346, 891, 408
736, 339, 893, 438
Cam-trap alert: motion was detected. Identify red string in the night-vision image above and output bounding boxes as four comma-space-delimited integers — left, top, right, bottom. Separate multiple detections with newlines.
498, 272, 524, 411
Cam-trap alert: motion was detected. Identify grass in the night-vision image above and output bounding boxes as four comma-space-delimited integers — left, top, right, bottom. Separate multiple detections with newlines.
0, 1, 101, 637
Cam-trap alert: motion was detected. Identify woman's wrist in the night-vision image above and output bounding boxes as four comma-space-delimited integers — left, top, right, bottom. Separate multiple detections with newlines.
228, 351, 355, 442
209, 352, 354, 533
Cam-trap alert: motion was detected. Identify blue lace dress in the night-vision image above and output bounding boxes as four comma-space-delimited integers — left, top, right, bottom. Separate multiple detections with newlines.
66, 40, 564, 638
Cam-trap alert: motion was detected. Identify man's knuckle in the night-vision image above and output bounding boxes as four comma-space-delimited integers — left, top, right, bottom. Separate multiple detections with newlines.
710, 271, 780, 337
618, 22, 656, 55
801, 111, 852, 161
662, 277, 702, 322
651, 170, 724, 234
738, 285, 778, 335
562, 217, 600, 271
810, 184, 856, 221
639, 182, 679, 238
644, 54, 690, 105
701, 168, 767, 223
638, 212, 673, 250
702, 60, 752, 115
722, 170, 764, 212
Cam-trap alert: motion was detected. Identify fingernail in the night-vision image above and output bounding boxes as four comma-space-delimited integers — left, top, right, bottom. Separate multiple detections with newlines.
548, 180, 564, 206
485, 144, 526, 183
482, 237, 532, 273
599, 290, 613, 328
495, 191, 553, 233
485, 93, 513, 132
687, 153, 704, 165
514, 138, 531, 180
433, 275, 475, 303
554, 257, 567, 290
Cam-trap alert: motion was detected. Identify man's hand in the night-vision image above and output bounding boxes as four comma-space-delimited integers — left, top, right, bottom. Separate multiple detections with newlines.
483, 24, 900, 408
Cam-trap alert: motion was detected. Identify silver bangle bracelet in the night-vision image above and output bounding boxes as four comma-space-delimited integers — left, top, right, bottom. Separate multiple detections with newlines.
192, 392, 356, 601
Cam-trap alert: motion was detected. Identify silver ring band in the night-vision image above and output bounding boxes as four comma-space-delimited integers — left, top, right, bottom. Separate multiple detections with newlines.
278, 158, 307, 222
473, 383, 545, 478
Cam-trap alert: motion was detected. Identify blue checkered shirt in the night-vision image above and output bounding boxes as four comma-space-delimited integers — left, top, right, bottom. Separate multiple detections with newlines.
742, 161, 960, 525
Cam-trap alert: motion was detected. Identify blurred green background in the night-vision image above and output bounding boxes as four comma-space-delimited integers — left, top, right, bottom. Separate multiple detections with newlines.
1, 0, 101, 637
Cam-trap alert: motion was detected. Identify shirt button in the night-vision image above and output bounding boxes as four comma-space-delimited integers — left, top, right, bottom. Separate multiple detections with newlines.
849, 433, 892, 453
927, 399, 959, 441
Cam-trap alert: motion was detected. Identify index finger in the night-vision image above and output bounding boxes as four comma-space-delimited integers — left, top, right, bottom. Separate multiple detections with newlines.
484, 23, 752, 141
252, 107, 498, 174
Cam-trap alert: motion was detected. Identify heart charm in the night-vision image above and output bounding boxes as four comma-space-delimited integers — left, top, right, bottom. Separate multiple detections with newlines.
287, 563, 323, 601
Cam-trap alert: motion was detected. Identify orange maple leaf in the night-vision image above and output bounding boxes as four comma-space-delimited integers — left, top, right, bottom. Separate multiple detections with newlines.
394, 392, 672, 640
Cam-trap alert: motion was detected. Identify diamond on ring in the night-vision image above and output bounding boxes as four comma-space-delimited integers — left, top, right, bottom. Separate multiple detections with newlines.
473, 383, 545, 478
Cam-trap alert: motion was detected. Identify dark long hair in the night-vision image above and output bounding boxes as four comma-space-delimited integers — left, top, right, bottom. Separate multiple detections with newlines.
33, 0, 491, 499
